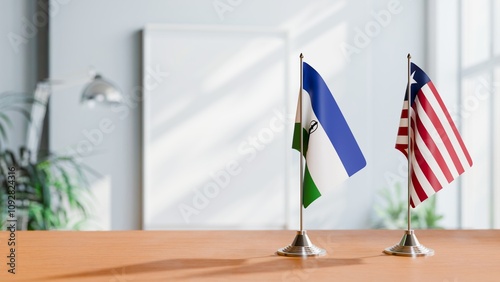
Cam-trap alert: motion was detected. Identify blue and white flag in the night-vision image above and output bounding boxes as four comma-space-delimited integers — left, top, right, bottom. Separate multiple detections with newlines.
293, 62, 366, 208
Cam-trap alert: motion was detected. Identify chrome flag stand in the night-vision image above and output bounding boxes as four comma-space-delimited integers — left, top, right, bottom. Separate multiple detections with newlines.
277, 54, 325, 257
277, 230, 326, 257
383, 54, 434, 257
384, 229, 434, 257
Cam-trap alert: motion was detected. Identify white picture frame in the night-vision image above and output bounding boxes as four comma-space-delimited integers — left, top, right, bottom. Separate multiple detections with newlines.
142, 24, 291, 230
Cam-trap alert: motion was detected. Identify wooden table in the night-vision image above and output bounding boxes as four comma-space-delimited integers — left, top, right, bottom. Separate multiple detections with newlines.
0, 230, 499, 281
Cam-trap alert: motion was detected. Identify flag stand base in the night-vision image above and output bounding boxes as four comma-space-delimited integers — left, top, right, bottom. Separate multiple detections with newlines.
383, 230, 434, 257
277, 230, 326, 257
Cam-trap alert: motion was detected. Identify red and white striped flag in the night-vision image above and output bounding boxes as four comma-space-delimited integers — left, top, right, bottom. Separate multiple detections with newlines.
396, 63, 473, 208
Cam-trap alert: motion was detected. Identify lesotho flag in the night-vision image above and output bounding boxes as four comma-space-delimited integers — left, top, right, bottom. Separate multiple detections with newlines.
293, 62, 366, 208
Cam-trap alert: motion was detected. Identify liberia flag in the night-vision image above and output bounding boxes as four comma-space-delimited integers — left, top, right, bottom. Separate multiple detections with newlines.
293, 62, 366, 208
396, 63, 473, 208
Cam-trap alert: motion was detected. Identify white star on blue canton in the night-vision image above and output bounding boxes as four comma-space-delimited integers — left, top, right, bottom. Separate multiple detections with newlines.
410, 71, 417, 85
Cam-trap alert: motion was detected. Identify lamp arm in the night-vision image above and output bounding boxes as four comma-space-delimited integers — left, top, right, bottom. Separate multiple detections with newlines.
44, 68, 96, 91
25, 68, 95, 160
25, 68, 121, 160
25, 82, 51, 162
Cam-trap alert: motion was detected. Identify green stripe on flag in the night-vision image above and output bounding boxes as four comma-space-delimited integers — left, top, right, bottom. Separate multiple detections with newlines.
292, 123, 309, 156
292, 122, 319, 208
292, 123, 301, 151
303, 165, 321, 208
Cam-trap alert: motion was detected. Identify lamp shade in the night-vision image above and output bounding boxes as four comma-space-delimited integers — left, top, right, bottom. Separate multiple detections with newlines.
81, 74, 122, 105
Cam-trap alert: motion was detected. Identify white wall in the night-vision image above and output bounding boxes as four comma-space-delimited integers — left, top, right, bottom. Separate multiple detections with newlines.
428, 0, 500, 230
49, 0, 426, 230
427, 0, 461, 229
0, 0, 37, 150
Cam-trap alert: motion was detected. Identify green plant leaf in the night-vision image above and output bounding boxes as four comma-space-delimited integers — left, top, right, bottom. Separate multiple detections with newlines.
373, 182, 444, 229
1, 141, 94, 230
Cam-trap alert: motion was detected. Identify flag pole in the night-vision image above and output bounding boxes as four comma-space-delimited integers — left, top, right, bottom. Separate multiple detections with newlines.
383, 53, 434, 257
277, 53, 325, 257
299, 53, 304, 232
406, 53, 412, 233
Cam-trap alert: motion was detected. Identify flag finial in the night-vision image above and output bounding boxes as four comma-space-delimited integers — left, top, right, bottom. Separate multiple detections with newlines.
300, 53, 303, 59
407, 53, 411, 59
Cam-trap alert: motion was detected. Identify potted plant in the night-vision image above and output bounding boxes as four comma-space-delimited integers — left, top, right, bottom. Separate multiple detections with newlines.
373, 181, 444, 229
0, 92, 94, 230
